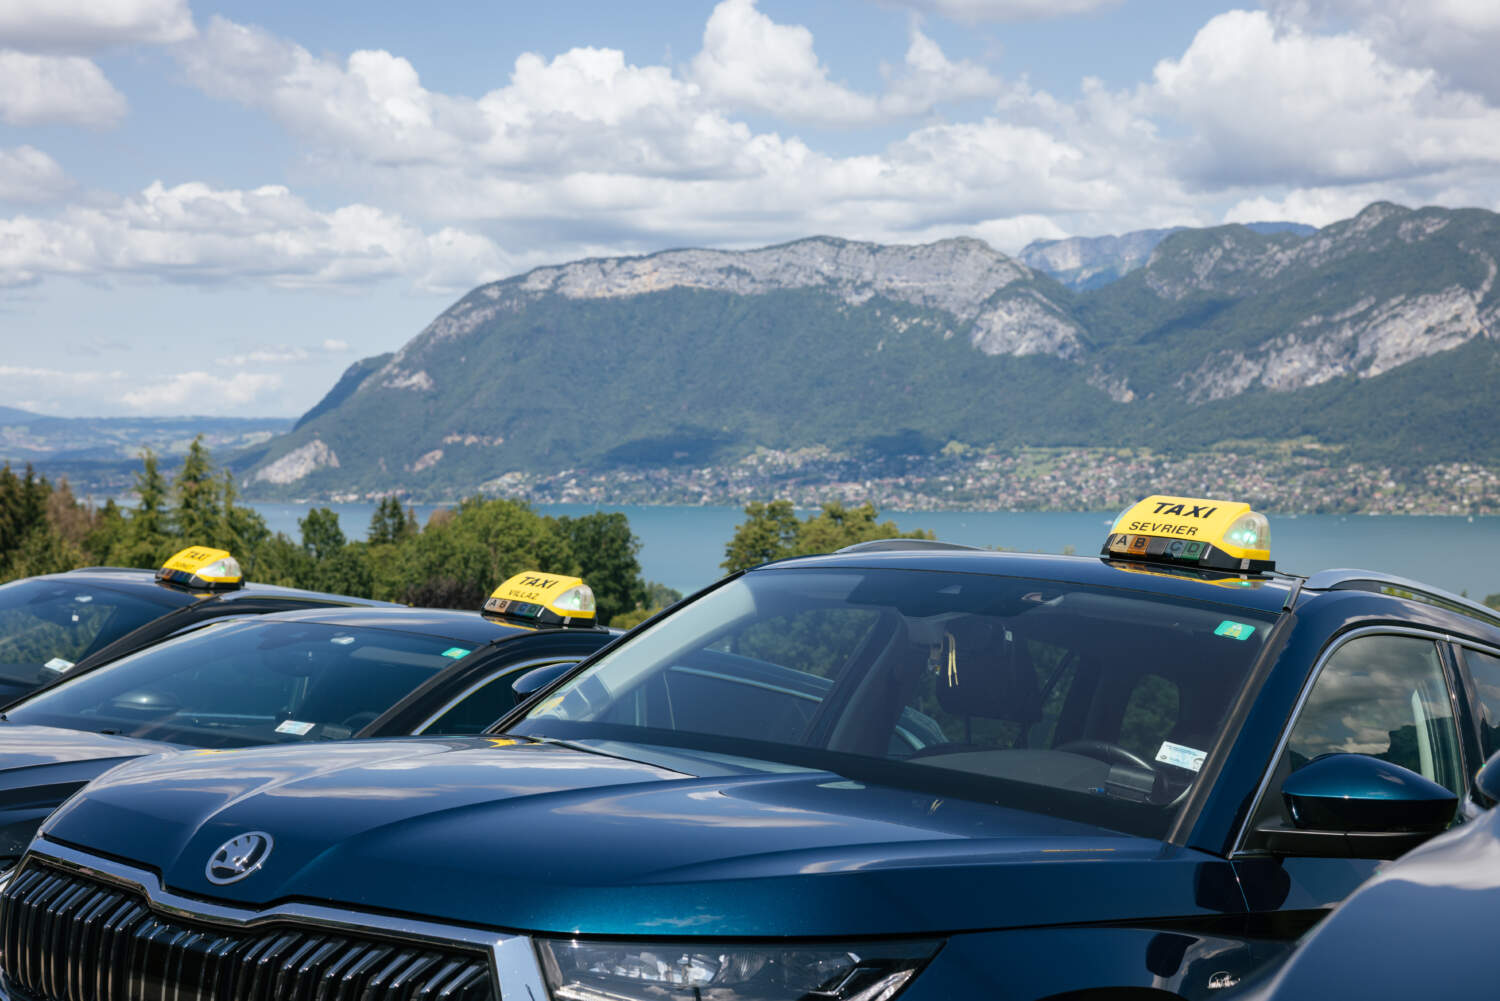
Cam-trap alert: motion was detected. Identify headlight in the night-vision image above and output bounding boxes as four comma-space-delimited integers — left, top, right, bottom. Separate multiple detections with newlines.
536, 938, 939, 1001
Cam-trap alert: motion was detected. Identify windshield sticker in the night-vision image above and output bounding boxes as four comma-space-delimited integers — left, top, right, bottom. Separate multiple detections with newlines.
441, 647, 471, 659
1156, 741, 1207, 772
275, 719, 315, 736
1214, 620, 1256, 640
42, 658, 74, 674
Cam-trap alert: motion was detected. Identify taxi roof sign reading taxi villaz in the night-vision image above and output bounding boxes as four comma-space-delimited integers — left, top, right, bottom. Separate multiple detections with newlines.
1102, 495, 1274, 573
483, 571, 597, 628
155, 547, 244, 591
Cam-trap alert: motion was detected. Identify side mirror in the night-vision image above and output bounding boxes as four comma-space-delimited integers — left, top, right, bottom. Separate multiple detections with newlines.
1257, 754, 1457, 859
511, 662, 575, 706
1476, 750, 1500, 805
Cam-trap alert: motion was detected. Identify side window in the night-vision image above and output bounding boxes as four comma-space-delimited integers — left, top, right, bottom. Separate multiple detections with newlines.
421, 662, 577, 735
1461, 648, 1500, 762
1286, 635, 1462, 794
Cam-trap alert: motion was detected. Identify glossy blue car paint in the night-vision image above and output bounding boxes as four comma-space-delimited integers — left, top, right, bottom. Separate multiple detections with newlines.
0, 606, 616, 866
1231, 775, 1500, 999
16, 550, 1500, 1001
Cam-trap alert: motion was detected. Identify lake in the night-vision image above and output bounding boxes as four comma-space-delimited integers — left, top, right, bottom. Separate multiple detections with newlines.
250, 501, 1500, 602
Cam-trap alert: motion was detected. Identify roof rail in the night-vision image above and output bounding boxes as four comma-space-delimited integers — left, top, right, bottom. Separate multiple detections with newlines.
835, 539, 982, 554
1303, 569, 1500, 625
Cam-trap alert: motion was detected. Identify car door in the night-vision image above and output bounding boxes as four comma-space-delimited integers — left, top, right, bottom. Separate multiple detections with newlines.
1231, 627, 1468, 932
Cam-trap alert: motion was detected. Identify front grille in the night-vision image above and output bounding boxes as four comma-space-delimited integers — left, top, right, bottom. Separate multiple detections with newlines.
0, 862, 495, 1001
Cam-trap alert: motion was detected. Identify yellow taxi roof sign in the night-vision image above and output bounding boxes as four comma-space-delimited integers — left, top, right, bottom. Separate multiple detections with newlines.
157, 546, 244, 591
1103, 495, 1273, 572
483, 571, 596, 628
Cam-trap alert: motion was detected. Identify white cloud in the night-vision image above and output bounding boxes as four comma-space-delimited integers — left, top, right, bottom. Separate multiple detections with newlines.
0, 50, 127, 126
1272, 0, 1500, 104
0, 365, 127, 384
40, 0, 1497, 298
0, 146, 70, 202
690, 0, 879, 124
120, 371, 280, 411
1150, 10, 1500, 188
215, 347, 308, 366
0, 180, 509, 292
877, 0, 1122, 22
690, 1, 1001, 124
879, 27, 1003, 116
170, 10, 1141, 252
1224, 185, 1407, 227
0, 0, 194, 51
179, 18, 472, 165
322, 339, 350, 352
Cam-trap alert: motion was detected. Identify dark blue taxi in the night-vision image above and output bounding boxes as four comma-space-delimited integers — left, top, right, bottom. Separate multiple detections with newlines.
0, 546, 395, 701
4, 496, 1499, 1001
1228, 751, 1500, 999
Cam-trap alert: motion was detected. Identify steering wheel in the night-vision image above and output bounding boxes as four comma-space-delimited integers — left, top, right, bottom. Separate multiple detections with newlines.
1055, 739, 1155, 772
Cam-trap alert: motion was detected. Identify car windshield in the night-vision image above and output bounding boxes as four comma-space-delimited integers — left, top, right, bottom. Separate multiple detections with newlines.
4, 618, 473, 747
0, 578, 180, 687
510, 567, 1278, 839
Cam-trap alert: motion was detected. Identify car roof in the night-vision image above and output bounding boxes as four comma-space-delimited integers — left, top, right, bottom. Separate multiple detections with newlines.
42, 567, 397, 607
220, 605, 603, 646
762, 549, 1297, 615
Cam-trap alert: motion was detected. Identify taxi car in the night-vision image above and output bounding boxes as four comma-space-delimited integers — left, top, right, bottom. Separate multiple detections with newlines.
5, 497, 1500, 1001
1228, 751, 1500, 999
0, 547, 395, 701
0, 571, 615, 871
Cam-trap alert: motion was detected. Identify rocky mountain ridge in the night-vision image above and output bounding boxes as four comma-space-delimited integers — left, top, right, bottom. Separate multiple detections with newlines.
1021, 221, 1316, 291
241, 202, 1500, 498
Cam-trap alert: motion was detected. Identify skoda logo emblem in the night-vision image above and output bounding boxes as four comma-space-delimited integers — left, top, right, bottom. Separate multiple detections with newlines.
205, 832, 274, 885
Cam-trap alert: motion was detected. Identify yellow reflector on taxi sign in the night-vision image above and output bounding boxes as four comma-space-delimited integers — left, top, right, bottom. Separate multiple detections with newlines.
156, 546, 244, 591
1102, 495, 1274, 572
483, 571, 596, 628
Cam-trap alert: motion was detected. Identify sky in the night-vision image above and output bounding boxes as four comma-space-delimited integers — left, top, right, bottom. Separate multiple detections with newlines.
2, 0, 1499, 418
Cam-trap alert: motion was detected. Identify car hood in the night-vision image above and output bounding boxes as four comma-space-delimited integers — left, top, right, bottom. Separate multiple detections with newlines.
39, 737, 1238, 937
0, 725, 177, 860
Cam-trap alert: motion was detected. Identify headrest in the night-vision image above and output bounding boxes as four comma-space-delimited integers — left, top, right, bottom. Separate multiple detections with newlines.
933, 617, 1041, 724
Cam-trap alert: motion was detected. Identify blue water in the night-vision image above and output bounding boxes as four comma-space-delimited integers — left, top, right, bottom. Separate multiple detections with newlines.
250, 501, 1500, 602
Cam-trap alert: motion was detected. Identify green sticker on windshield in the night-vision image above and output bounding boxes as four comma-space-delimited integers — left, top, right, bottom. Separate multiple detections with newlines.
1214, 620, 1256, 641
442, 647, 471, 659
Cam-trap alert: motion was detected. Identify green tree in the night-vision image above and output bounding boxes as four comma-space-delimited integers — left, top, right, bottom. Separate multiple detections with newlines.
611, 581, 684, 630
797, 501, 930, 554
0, 464, 49, 562
299, 507, 348, 561
368, 497, 416, 545
83, 499, 128, 564
171, 436, 221, 544
395, 497, 574, 609
553, 512, 647, 626
721, 500, 933, 574
721, 500, 801, 573
220, 472, 270, 559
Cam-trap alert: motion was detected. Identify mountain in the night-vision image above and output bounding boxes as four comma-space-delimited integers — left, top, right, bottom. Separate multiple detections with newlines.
1021, 221, 1318, 291
248, 203, 1500, 498
0, 414, 292, 493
